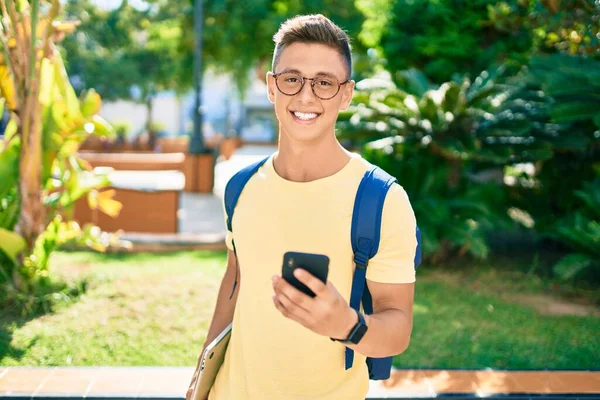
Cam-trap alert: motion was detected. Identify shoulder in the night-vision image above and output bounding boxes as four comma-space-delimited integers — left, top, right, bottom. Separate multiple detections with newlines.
380, 183, 415, 229
386, 183, 411, 206
349, 154, 412, 208
224, 155, 273, 193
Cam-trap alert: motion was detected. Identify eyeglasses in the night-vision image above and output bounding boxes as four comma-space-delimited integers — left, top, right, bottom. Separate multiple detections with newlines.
273, 72, 349, 100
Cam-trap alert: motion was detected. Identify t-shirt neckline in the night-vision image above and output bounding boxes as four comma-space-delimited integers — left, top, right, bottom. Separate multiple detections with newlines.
266, 152, 361, 187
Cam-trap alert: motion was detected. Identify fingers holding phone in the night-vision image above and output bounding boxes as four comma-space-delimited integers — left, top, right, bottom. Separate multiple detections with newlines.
281, 251, 329, 297
272, 251, 358, 340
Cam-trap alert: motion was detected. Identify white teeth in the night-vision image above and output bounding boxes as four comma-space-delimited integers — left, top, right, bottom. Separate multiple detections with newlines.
293, 111, 318, 120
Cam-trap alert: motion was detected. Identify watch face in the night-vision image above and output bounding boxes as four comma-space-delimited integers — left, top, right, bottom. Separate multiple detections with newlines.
351, 323, 368, 344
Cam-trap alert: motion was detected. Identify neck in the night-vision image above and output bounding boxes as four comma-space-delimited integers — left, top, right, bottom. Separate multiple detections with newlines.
273, 131, 351, 183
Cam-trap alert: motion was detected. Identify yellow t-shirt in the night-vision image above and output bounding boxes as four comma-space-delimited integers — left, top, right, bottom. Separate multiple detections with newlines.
209, 152, 417, 400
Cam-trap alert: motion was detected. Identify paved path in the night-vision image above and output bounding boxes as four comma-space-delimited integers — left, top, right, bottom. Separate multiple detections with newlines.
120, 146, 276, 250
178, 193, 226, 236
1, 367, 599, 398
177, 145, 276, 237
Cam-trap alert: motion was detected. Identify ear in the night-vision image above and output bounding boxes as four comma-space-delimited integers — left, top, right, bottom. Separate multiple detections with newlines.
339, 80, 355, 111
266, 72, 276, 104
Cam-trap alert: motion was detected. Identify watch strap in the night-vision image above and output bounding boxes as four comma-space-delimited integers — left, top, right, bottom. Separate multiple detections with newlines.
330, 309, 367, 344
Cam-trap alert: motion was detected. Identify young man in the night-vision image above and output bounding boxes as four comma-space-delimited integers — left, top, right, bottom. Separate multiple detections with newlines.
187, 14, 417, 400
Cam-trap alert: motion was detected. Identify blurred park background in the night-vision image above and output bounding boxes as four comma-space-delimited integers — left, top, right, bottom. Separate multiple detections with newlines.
0, 0, 599, 371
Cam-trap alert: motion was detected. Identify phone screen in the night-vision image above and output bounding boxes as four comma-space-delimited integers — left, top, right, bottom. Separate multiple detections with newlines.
282, 251, 329, 297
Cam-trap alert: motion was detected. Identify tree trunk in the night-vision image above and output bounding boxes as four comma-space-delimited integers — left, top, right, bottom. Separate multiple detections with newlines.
145, 94, 156, 151
17, 89, 44, 273
447, 158, 462, 188
176, 95, 183, 136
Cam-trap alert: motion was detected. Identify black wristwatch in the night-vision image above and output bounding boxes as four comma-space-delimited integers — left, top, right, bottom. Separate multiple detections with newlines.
330, 308, 368, 345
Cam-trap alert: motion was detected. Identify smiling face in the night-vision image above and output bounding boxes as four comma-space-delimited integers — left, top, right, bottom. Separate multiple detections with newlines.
267, 42, 354, 145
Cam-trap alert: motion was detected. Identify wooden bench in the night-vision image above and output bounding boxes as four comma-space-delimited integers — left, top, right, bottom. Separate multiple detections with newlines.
73, 170, 184, 234
79, 151, 186, 171
78, 151, 213, 193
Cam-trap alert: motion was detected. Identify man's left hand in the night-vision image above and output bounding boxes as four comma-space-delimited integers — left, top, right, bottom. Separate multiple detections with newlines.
272, 269, 357, 340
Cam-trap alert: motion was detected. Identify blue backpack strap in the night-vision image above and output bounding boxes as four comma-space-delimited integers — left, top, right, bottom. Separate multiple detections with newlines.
345, 166, 397, 370
414, 226, 422, 268
346, 166, 423, 376
223, 156, 270, 299
224, 156, 270, 233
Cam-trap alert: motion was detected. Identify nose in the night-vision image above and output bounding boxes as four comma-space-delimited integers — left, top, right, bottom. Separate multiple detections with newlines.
297, 79, 317, 103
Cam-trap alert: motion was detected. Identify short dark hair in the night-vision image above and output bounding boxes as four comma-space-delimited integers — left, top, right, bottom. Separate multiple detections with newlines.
272, 14, 352, 79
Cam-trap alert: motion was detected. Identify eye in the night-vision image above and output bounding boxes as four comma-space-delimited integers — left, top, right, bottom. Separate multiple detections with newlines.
285, 77, 299, 83
317, 79, 334, 86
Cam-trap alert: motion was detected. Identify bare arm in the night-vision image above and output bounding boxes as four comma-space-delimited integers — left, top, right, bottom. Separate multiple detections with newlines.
272, 274, 415, 358
272, 183, 417, 358
200, 249, 240, 353
186, 249, 239, 398
345, 280, 414, 357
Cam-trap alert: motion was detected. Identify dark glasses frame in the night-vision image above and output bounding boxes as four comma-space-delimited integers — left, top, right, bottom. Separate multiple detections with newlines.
272, 72, 350, 100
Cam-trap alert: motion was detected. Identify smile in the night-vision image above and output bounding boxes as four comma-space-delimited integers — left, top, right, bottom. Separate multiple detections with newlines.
291, 111, 321, 121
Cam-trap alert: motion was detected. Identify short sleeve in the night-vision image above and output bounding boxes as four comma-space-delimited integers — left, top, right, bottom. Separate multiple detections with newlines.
221, 196, 234, 251
365, 183, 417, 284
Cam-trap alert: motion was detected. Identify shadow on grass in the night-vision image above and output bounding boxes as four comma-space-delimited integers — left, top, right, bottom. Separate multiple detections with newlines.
57, 248, 228, 263
0, 308, 38, 364
0, 275, 91, 364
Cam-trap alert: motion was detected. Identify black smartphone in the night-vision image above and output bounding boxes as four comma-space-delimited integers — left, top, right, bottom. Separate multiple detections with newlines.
282, 251, 329, 298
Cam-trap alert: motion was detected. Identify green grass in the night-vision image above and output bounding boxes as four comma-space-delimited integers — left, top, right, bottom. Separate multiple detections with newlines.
398, 275, 599, 369
1, 251, 226, 366
1, 250, 598, 369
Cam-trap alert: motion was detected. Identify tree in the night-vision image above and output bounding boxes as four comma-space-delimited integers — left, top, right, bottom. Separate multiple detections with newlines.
358, 0, 533, 84
0, 0, 120, 314
178, 0, 367, 96
127, 17, 185, 141
488, 0, 600, 58
60, 0, 367, 128
60, 0, 141, 99
60, 0, 185, 137
358, 0, 599, 84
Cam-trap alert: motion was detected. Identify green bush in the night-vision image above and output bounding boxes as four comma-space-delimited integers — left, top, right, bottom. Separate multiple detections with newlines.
341, 53, 600, 272
362, 143, 510, 262
111, 119, 133, 140
489, 0, 600, 58
378, 0, 532, 83
0, 2, 125, 316
362, 0, 598, 85
550, 179, 600, 283
339, 67, 549, 261
508, 54, 600, 250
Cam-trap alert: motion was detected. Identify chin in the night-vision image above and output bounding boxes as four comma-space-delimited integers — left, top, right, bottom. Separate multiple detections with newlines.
282, 126, 327, 144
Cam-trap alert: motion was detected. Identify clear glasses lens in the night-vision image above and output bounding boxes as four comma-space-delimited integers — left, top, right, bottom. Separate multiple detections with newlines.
312, 76, 339, 99
276, 72, 340, 99
276, 72, 303, 95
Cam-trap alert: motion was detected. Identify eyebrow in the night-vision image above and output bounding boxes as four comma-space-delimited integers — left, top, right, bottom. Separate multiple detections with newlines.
279, 68, 341, 80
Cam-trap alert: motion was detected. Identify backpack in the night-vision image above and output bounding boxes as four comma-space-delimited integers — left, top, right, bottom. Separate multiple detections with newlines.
224, 155, 422, 381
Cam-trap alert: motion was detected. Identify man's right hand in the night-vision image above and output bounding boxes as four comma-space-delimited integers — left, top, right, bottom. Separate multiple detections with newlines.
185, 385, 193, 400
185, 384, 205, 400
186, 376, 208, 400
185, 248, 237, 400
186, 364, 200, 400
185, 374, 195, 400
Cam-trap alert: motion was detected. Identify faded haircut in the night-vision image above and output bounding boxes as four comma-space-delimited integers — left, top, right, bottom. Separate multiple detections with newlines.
272, 14, 352, 79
